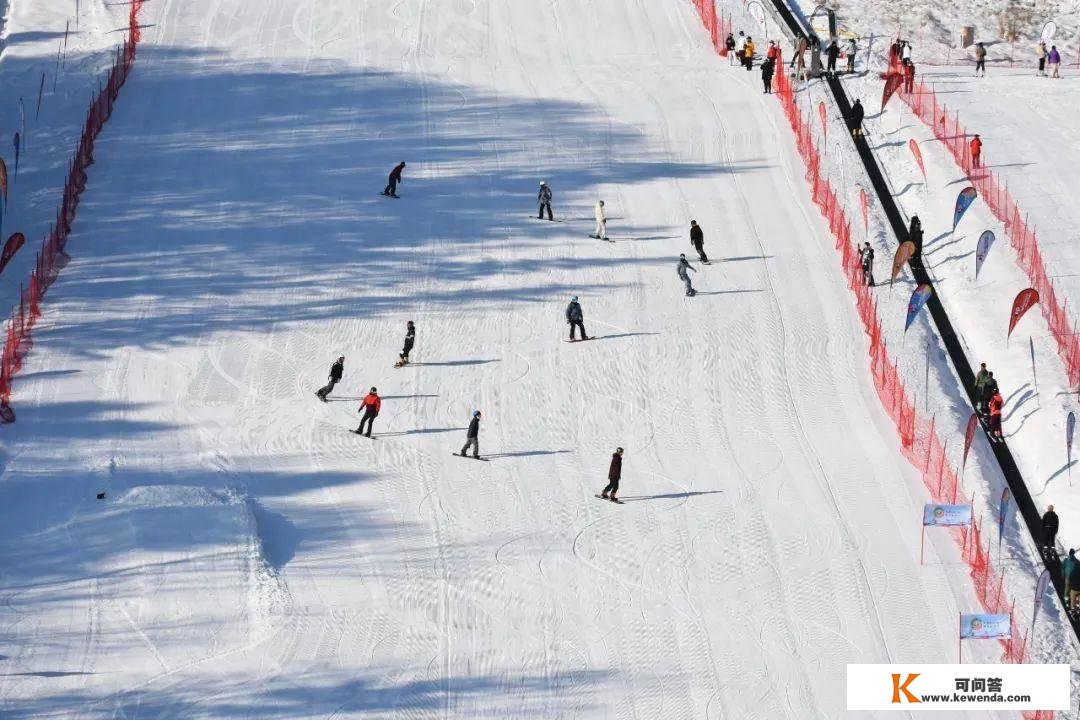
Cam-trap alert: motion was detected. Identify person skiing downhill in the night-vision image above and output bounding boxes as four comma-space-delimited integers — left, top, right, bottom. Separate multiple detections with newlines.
677, 254, 697, 296
316, 356, 345, 401
395, 321, 415, 367
592, 200, 608, 240
538, 181, 554, 220
974, 42, 987, 76
566, 296, 589, 341
858, 242, 875, 286
354, 387, 381, 437
600, 447, 624, 502
690, 220, 709, 263
383, 162, 406, 197
846, 37, 857, 72
459, 410, 481, 458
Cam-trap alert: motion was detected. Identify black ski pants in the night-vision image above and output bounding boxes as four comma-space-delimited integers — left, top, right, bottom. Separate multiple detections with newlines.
693, 240, 709, 263
357, 410, 378, 436
602, 477, 620, 497
317, 377, 339, 399
539, 202, 553, 220
383, 178, 398, 196
569, 321, 587, 340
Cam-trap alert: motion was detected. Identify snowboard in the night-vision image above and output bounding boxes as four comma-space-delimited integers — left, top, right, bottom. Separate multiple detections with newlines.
393, 360, 410, 368
350, 430, 377, 439
685, 290, 697, 297
589, 234, 616, 243
563, 337, 594, 343
528, 216, 565, 223
315, 392, 328, 402
453, 453, 489, 461
380, 192, 401, 199
594, 494, 624, 504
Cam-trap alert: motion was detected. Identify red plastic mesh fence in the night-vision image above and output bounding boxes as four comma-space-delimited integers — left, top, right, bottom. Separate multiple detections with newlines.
0, 1, 144, 421
894, 58, 1080, 395
685, 2, 1047, 708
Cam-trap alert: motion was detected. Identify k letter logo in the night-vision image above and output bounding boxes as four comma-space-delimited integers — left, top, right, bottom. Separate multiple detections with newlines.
891, 673, 921, 703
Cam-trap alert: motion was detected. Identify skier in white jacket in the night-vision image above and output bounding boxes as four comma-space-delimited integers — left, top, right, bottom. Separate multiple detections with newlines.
593, 200, 608, 240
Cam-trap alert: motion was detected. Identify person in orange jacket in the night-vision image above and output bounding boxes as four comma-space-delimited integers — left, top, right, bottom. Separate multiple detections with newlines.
767, 40, 779, 61
744, 38, 756, 70
903, 60, 915, 93
970, 134, 983, 169
987, 388, 1004, 442
354, 386, 382, 437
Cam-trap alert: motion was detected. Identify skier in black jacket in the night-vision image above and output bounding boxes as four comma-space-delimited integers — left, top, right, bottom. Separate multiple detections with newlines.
600, 447, 624, 502
859, 242, 875, 286
908, 215, 924, 259
566, 296, 588, 341
1043, 505, 1060, 554
316, 356, 345, 401
396, 321, 415, 367
690, 220, 709, 263
459, 411, 482, 458
849, 99, 865, 137
761, 57, 775, 94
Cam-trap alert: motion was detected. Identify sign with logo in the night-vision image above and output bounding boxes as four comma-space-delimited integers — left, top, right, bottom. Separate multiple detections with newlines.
848, 664, 1069, 710
960, 613, 1011, 639
922, 504, 971, 527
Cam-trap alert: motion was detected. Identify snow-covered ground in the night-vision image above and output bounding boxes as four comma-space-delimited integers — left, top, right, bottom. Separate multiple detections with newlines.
0, 0, 1075, 717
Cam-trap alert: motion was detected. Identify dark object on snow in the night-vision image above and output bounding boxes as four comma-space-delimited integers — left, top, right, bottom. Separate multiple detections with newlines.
96, 492, 106, 500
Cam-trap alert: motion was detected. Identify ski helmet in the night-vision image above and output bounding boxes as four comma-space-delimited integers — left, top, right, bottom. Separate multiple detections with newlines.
473, 410, 481, 417
680, 253, 686, 259
540, 181, 546, 186
571, 295, 578, 302
370, 386, 377, 393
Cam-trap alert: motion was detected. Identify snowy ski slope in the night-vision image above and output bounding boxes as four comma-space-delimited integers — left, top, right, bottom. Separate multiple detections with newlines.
0, 0, 1040, 717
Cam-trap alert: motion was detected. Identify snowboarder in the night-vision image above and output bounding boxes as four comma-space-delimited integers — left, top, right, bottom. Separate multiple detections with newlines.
848, 99, 865, 137
970, 134, 982, 169
725, 33, 737, 64
858, 242, 875, 287
826, 39, 839, 75
1049, 45, 1062, 78
743, 37, 756, 70
903, 60, 915, 94
316, 356, 345, 401
537, 181, 553, 221
690, 220, 709, 262
908, 215, 924, 259
1042, 504, 1060, 554
677, 254, 697, 296
459, 410, 481, 458
1037, 41, 1048, 76
846, 37, 857, 73
354, 387, 381, 437
566, 296, 588, 341
974, 42, 986, 76
973, 362, 989, 411
593, 200, 608, 240
987, 388, 1004, 442
1066, 550, 1080, 610
382, 161, 406, 198
600, 447, 624, 502
761, 57, 775, 94
396, 321, 415, 367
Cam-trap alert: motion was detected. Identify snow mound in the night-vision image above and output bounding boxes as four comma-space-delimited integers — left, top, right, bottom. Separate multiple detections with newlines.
114, 484, 236, 508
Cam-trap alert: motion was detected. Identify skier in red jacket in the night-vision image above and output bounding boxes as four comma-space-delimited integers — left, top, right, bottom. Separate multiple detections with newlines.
903, 60, 915, 93
354, 387, 382, 437
970, 135, 983, 169
987, 389, 1003, 442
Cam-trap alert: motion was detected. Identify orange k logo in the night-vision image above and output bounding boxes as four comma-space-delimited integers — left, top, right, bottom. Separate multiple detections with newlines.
891, 673, 921, 703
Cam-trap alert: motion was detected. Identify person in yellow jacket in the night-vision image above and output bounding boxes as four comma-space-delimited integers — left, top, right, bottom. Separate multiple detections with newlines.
743, 38, 756, 70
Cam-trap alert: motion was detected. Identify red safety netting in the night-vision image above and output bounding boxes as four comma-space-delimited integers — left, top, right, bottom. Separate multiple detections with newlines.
0, 1, 144, 422
684, 3, 1050, 709
895, 57, 1080, 396
692, 0, 734, 56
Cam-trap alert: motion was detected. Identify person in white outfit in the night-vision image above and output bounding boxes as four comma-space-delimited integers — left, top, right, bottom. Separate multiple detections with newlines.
593, 200, 608, 240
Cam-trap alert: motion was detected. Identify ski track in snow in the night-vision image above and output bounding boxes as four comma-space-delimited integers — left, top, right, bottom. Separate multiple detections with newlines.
0, 0, 1066, 718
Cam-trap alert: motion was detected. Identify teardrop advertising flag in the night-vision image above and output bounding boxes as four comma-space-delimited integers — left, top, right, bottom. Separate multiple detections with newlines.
818, 100, 828, 143
881, 71, 903, 111
0, 233, 24, 275
0, 158, 7, 201
1068, 411, 1076, 485
908, 138, 926, 180
1041, 20, 1057, 42
891, 240, 915, 283
975, 230, 995, 279
905, 284, 932, 332
953, 186, 977, 230
859, 187, 868, 235
998, 486, 1011, 543
963, 412, 978, 473
1032, 567, 1050, 630
1007, 288, 1039, 340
